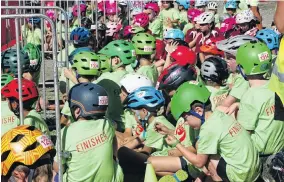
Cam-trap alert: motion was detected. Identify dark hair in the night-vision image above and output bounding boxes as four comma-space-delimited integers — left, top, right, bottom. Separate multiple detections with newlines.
191, 100, 212, 112
246, 73, 267, 80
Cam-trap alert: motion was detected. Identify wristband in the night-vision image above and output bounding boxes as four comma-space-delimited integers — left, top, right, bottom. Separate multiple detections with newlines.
170, 140, 180, 148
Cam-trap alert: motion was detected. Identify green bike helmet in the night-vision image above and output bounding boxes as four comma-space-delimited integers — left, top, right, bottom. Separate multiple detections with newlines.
23, 43, 42, 72
131, 26, 145, 34
171, 81, 210, 121
72, 51, 100, 76
1, 49, 30, 77
1, 74, 14, 88
131, 33, 156, 55
236, 41, 272, 75
98, 40, 136, 66
98, 54, 111, 73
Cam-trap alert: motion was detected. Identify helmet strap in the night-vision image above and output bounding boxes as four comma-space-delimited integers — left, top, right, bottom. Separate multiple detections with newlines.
135, 110, 150, 139
237, 65, 248, 81
188, 104, 206, 125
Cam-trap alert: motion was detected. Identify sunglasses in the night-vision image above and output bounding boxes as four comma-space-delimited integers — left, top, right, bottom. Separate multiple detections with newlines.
199, 23, 208, 26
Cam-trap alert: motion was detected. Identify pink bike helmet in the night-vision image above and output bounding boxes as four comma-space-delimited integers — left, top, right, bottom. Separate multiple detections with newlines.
133, 13, 149, 28
123, 25, 133, 37
187, 8, 202, 21
106, 22, 118, 36
220, 17, 236, 33
46, 1, 54, 7
106, 2, 119, 15
45, 20, 51, 29
46, 9, 56, 21
72, 4, 87, 17
144, 2, 160, 14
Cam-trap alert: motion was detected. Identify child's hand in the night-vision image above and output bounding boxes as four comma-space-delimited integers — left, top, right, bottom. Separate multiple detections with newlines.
64, 68, 75, 80
165, 135, 179, 147
225, 102, 240, 115
154, 122, 169, 135
165, 41, 178, 54
165, 18, 173, 28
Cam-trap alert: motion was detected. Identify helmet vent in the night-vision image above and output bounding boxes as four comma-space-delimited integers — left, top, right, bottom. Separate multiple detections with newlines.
11, 134, 25, 143
24, 141, 39, 152
81, 59, 88, 62
89, 87, 94, 91
26, 126, 36, 131
1, 150, 10, 162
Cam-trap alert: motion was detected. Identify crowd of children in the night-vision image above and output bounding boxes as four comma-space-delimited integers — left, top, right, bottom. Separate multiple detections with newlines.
1, 0, 284, 182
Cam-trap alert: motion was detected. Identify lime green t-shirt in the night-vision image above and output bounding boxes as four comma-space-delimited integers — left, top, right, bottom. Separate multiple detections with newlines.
123, 109, 141, 134
145, 116, 175, 156
125, 64, 135, 73
237, 82, 284, 155
24, 109, 50, 136
214, 14, 221, 29
136, 65, 158, 85
56, 119, 123, 182
198, 110, 261, 182
159, 8, 181, 32
179, 11, 188, 26
206, 85, 230, 111
1, 101, 19, 136
149, 18, 163, 40
96, 70, 128, 131
227, 73, 249, 100
174, 118, 202, 178
61, 102, 75, 123
183, 23, 194, 35
27, 28, 41, 46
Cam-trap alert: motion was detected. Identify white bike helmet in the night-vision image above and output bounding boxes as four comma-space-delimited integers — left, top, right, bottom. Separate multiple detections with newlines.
216, 35, 259, 56
196, 12, 215, 24
236, 9, 255, 24
195, 0, 208, 7
120, 73, 153, 93
207, 2, 218, 10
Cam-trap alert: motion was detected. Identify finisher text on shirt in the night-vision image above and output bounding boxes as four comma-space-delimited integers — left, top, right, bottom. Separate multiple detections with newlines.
2, 116, 17, 124
76, 133, 108, 152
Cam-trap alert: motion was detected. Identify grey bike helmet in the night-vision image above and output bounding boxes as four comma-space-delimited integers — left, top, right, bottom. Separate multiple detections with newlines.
216, 35, 259, 56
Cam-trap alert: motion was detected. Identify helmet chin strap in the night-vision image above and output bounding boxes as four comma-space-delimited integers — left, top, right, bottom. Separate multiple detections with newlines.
237, 65, 248, 81
135, 110, 151, 139
188, 104, 206, 125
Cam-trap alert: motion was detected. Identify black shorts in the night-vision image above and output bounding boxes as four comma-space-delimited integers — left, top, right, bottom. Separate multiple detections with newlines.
217, 157, 230, 182
179, 156, 188, 171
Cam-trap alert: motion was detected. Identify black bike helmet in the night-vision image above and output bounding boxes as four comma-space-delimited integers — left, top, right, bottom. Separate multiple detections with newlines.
201, 56, 229, 85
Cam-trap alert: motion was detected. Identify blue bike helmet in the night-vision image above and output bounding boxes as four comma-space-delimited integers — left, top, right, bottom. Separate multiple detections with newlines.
68, 83, 108, 120
164, 29, 185, 40
176, 0, 190, 9
70, 27, 91, 45
225, 0, 237, 9
28, 17, 40, 24
125, 86, 165, 112
69, 47, 94, 64
256, 28, 280, 50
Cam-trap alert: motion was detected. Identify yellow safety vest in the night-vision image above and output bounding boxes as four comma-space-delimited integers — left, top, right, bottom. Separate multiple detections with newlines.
269, 37, 284, 105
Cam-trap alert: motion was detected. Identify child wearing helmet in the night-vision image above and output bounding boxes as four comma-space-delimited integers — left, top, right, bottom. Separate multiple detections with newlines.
144, 2, 162, 40
98, 40, 136, 131
115, 74, 154, 145
53, 83, 124, 182
72, 3, 87, 27
118, 86, 175, 177
235, 9, 258, 36
1, 74, 19, 136
200, 57, 230, 111
256, 28, 280, 55
216, 35, 258, 107
183, 8, 201, 35
184, 9, 202, 46
1, 125, 55, 181
168, 81, 261, 182
228, 41, 284, 181
159, 0, 181, 35
219, 17, 239, 38
207, 1, 221, 28
1, 79, 50, 135
24, 17, 42, 48
131, 33, 159, 84
60, 51, 101, 125
194, 12, 220, 55
194, 0, 207, 12
176, 0, 190, 29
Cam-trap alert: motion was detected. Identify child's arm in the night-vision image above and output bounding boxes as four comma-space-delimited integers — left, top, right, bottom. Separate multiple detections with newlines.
64, 68, 79, 84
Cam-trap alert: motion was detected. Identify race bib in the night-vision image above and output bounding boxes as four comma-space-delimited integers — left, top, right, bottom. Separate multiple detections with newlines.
90, 61, 99, 69
98, 96, 108, 105
258, 51, 270, 62
36, 135, 53, 148
144, 46, 153, 52
30, 59, 38, 66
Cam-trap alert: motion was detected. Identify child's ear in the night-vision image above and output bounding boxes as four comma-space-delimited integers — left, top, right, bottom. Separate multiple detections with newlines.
75, 107, 81, 116
193, 106, 204, 115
